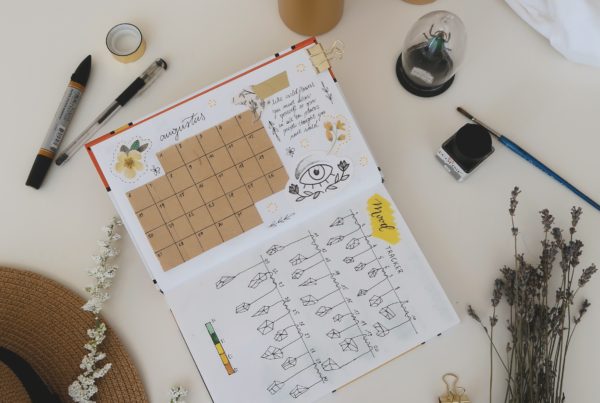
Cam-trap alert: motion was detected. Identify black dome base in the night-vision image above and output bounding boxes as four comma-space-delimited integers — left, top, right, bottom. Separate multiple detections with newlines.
395, 53, 455, 98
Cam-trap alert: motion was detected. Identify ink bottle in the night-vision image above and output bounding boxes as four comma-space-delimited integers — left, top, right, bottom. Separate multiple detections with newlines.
436, 123, 493, 181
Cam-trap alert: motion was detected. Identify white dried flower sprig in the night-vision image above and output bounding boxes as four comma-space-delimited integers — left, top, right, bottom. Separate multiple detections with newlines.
169, 385, 188, 403
69, 217, 122, 403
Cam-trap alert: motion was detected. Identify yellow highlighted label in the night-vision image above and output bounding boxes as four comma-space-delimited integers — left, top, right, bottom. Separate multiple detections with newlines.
367, 194, 400, 245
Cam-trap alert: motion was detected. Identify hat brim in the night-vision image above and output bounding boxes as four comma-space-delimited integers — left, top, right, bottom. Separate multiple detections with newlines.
0, 266, 148, 402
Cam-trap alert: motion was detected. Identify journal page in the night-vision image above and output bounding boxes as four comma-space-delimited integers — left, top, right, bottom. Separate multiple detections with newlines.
166, 184, 458, 403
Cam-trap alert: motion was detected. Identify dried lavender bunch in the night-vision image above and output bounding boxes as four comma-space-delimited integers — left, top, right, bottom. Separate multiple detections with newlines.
468, 187, 596, 403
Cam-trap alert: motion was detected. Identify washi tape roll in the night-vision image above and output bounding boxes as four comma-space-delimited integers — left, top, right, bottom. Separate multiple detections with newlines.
106, 23, 146, 63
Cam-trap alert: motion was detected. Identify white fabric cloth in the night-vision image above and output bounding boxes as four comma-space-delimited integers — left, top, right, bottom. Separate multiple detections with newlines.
505, 0, 600, 67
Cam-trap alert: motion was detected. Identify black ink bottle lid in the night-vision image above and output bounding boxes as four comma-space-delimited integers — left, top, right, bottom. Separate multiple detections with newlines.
436, 123, 494, 181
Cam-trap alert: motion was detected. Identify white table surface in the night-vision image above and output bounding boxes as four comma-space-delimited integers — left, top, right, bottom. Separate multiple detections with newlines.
2, 0, 600, 401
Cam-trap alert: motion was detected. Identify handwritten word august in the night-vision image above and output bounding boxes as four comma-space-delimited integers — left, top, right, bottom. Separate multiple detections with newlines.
160, 112, 206, 142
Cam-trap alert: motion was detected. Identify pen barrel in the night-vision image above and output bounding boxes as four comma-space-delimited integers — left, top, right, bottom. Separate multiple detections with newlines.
26, 82, 84, 188
59, 101, 121, 163
116, 77, 145, 106
40, 82, 84, 156
499, 136, 544, 169
56, 59, 166, 166
500, 136, 569, 183
500, 136, 600, 211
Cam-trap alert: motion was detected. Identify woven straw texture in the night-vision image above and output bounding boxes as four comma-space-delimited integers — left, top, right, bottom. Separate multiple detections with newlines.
0, 266, 148, 402
0, 360, 30, 402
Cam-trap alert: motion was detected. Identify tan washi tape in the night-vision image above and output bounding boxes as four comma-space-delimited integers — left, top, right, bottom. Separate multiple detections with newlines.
106, 23, 146, 63
251, 71, 290, 100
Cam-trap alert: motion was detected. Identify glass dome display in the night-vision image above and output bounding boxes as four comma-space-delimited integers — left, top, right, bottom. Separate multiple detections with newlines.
396, 11, 467, 97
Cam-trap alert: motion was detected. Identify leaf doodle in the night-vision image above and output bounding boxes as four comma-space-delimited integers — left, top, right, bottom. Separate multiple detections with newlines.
327, 236, 344, 246
354, 262, 366, 271
266, 245, 285, 255
216, 276, 235, 289
289, 254, 307, 266
315, 306, 332, 317
321, 81, 334, 104
345, 238, 360, 249
330, 217, 345, 227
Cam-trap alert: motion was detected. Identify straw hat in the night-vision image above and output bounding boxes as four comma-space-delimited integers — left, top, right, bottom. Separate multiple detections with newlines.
0, 266, 148, 402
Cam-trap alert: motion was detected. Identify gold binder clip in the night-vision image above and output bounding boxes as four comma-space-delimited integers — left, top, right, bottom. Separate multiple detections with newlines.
439, 373, 471, 403
307, 40, 345, 73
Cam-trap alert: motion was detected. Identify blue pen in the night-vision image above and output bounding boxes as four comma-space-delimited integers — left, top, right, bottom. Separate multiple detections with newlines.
457, 107, 600, 212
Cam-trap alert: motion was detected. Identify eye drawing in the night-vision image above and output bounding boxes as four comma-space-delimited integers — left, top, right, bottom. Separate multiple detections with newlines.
289, 158, 350, 202
298, 163, 334, 189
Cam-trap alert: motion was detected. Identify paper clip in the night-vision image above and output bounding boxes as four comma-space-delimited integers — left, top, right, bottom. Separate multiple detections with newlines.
438, 373, 471, 403
307, 40, 345, 73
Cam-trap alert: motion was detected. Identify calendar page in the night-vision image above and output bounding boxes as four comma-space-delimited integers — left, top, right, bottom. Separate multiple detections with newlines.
88, 39, 382, 292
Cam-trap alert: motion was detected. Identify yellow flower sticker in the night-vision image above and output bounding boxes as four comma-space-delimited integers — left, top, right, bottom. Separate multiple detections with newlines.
323, 117, 349, 154
115, 150, 144, 179
114, 139, 148, 180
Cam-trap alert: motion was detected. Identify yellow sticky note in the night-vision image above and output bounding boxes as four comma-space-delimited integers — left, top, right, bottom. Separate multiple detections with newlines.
367, 194, 400, 244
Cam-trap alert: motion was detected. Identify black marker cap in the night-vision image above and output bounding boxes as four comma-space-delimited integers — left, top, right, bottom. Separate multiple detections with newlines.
71, 55, 92, 87
26, 154, 53, 189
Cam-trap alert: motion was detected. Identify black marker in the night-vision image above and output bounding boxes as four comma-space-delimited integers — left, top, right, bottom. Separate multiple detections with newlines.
55, 58, 167, 166
26, 55, 91, 188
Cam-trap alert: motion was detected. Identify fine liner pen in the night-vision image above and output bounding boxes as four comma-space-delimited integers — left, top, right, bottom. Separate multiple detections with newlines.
55, 58, 167, 165
26, 55, 92, 188
457, 107, 600, 212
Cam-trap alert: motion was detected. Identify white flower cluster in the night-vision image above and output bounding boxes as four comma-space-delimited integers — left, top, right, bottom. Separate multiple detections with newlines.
169, 386, 188, 403
69, 217, 122, 403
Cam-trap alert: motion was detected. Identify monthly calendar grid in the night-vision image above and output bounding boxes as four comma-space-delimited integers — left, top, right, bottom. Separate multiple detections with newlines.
126, 110, 288, 271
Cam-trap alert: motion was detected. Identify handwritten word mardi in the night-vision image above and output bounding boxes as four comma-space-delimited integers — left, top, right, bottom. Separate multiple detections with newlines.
160, 112, 206, 142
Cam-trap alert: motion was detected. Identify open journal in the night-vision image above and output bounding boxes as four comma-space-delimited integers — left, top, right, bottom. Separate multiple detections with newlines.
87, 38, 458, 402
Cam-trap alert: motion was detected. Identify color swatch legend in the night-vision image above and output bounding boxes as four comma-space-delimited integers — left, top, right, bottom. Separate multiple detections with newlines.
205, 322, 235, 375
